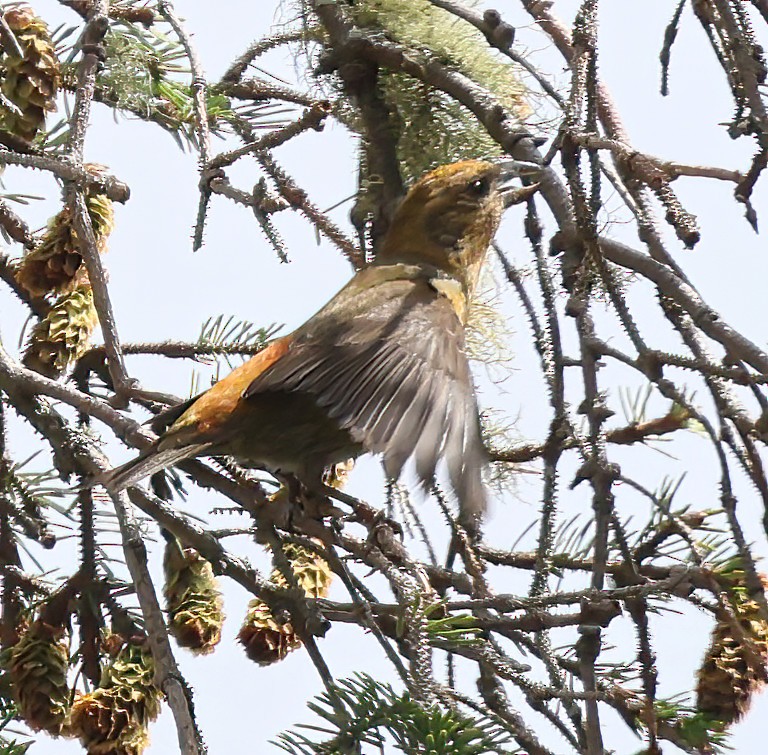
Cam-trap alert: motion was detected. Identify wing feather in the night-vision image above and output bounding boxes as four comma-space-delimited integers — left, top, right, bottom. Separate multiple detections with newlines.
345, 349, 417, 435
320, 352, 382, 406
377, 376, 437, 481
413, 387, 449, 485
244, 274, 487, 520
365, 358, 422, 440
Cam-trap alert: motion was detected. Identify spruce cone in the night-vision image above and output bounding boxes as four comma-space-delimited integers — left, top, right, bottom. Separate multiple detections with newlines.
696, 570, 768, 727
280, 542, 335, 598
8, 619, 70, 735
238, 601, 302, 666
16, 175, 115, 297
237, 467, 347, 666
163, 538, 224, 655
69, 637, 162, 755
238, 540, 333, 666
0, 4, 59, 142
23, 283, 98, 377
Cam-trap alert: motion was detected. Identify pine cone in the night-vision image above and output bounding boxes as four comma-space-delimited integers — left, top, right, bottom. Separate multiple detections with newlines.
69, 637, 161, 755
69, 693, 149, 755
0, 4, 60, 142
238, 601, 302, 666
696, 570, 768, 726
15, 173, 115, 297
238, 539, 333, 666
23, 283, 98, 377
8, 619, 70, 735
163, 538, 224, 655
280, 542, 334, 598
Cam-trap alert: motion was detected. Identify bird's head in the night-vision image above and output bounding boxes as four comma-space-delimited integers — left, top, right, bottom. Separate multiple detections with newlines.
376, 159, 538, 293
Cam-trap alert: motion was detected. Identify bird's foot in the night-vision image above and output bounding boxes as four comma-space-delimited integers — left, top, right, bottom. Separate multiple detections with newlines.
276, 473, 345, 522
322, 484, 404, 538
361, 509, 408, 562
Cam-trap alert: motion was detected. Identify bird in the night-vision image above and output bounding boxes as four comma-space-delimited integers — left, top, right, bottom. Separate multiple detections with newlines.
103, 159, 539, 531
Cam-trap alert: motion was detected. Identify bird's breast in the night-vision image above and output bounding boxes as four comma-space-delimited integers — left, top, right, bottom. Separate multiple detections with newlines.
428, 276, 467, 323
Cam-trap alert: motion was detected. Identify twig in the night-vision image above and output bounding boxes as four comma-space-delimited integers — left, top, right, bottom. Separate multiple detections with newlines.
110, 491, 205, 755
65, 1, 108, 160
599, 236, 768, 374
0, 198, 33, 246
0, 339, 150, 448
206, 174, 286, 215
491, 407, 689, 463
425, 0, 564, 106
158, 0, 210, 165
69, 189, 134, 395
257, 151, 363, 267
0, 151, 130, 202
571, 133, 744, 183
81, 340, 270, 361
659, 0, 688, 96
220, 32, 308, 84
59, 0, 156, 25
206, 101, 331, 171
220, 78, 317, 107
158, 0, 212, 250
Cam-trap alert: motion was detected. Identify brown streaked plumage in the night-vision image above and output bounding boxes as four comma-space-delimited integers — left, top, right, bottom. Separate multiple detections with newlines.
103, 159, 540, 530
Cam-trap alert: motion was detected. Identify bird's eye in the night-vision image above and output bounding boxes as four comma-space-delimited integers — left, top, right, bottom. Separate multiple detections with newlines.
467, 177, 490, 197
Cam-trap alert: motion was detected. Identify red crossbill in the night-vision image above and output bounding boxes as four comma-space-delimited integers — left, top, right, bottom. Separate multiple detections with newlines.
105, 159, 538, 529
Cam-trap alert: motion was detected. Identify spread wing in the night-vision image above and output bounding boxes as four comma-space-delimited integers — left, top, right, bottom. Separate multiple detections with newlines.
244, 274, 487, 522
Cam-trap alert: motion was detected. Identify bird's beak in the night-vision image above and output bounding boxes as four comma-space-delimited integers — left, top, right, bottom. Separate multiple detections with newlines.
497, 159, 544, 180
497, 159, 544, 207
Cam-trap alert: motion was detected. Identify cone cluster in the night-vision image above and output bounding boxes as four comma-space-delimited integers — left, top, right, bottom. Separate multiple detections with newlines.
22, 284, 98, 377
69, 636, 162, 755
0, 4, 60, 142
238, 541, 333, 666
16, 186, 114, 298
696, 569, 768, 727
15, 169, 115, 378
163, 538, 224, 655
8, 618, 70, 736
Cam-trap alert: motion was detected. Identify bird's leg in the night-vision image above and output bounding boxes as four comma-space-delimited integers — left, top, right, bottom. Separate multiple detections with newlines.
276, 472, 345, 524
300, 482, 346, 521
280, 472, 303, 508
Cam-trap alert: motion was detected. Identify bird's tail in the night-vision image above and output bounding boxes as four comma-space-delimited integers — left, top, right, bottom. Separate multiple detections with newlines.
100, 443, 213, 492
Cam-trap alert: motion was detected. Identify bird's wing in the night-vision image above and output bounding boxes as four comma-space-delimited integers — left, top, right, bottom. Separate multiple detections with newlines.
99, 338, 295, 491
155, 336, 293, 447
244, 269, 487, 522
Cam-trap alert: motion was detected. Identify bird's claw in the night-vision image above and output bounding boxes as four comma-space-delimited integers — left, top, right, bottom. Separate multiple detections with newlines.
342, 502, 404, 539
277, 474, 345, 523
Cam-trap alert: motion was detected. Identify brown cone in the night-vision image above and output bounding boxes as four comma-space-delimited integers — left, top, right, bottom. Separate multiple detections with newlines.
8, 619, 70, 736
696, 570, 768, 726
0, 5, 60, 142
